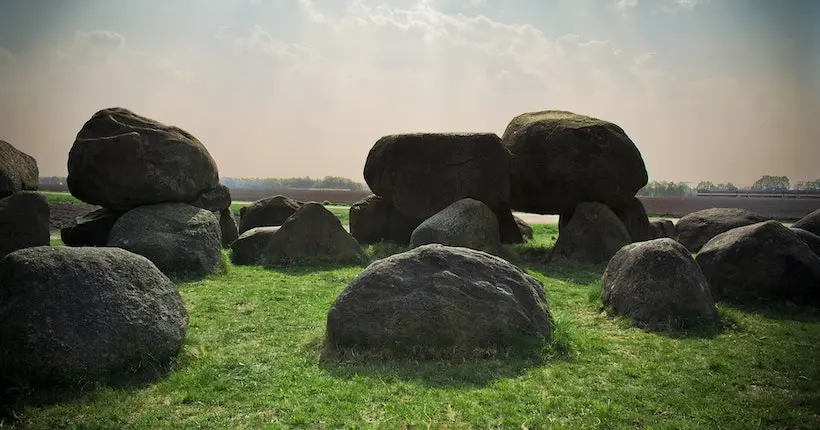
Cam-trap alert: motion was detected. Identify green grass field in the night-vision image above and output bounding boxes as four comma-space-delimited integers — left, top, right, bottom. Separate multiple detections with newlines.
5, 224, 819, 429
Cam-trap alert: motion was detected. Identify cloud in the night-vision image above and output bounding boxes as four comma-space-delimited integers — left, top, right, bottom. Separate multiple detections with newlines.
297, 0, 327, 23
675, 0, 710, 9
615, 0, 639, 10
0, 0, 815, 186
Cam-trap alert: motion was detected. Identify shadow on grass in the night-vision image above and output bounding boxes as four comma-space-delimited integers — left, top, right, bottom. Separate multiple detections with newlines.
525, 259, 608, 285
588, 287, 741, 340
317, 353, 546, 389
717, 300, 820, 323
0, 358, 178, 427
312, 319, 577, 389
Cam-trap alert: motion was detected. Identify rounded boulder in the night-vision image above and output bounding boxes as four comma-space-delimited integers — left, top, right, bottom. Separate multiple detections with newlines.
0, 140, 39, 199
67, 107, 219, 210
108, 203, 223, 281
326, 244, 552, 358
602, 238, 717, 331
696, 221, 820, 305
501, 110, 647, 215
0, 246, 188, 385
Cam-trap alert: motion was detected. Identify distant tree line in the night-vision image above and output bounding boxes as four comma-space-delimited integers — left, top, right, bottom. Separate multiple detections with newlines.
39, 176, 66, 186
37, 175, 370, 192
636, 181, 695, 197
220, 176, 369, 191
638, 175, 820, 197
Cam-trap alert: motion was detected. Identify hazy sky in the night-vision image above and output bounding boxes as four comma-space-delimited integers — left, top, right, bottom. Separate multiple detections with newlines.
0, 0, 817, 186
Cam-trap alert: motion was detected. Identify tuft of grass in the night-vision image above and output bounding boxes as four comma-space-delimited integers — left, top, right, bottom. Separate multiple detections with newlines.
40, 192, 83, 205
6, 225, 819, 429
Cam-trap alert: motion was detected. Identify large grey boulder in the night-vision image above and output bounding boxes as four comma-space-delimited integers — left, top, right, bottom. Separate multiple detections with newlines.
326, 244, 552, 358
696, 221, 820, 305
67, 107, 219, 210
501, 110, 647, 215
187, 184, 232, 212
0, 246, 188, 385
792, 227, 820, 258
363, 133, 522, 243
0, 192, 50, 259
551, 202, 631, 264
60, 208, 124, 247
514, 215, 534, 241
218, 208, 239, 248
676, 208, 767, 252
602, 238, 717, 331
230, 226, 279, 266
108, 203, 223, 281
0, 140, 39, 199
410, 198, 502, 255
262, 203, 366, 267
792, 209, 820, 237
613, 197, 651, 242
238, 195, 302, 234
349, 194, 424, 245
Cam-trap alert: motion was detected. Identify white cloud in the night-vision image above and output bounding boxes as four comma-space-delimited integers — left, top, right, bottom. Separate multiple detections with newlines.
615, 0, 639, 10
0, 0, 815, 185
297, 0, 327, 23
675, 0, 710, 9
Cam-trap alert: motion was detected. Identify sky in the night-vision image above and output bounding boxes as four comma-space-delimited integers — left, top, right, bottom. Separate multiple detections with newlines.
0, 0, 818, 187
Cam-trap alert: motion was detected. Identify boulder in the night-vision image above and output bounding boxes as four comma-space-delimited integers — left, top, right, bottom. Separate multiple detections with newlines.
676, 208, 767, 252
67, 107, 219, 210
218, 208, 238, 248
188, 184, 232, 212
363, 133, 522, 243
0, 192, 50, 259
230, 227, 279, 266
238, 195, 302, 234
551, 202, 631, 264
613, 197, 651, 242
514, 215, 534, 241
410, 198, 502, 255
648, 221, 666, 239
648, 220, 676, 240
348, 194, 425, 245
0, 246, 188, 385
60, 208, 124, 247
792, 209, 820, 236
108, 203, 223, 281
792, 227, 820, 258
0, 140, 39, 199
601, 238, 717, 331
501, 110, 647, 214
262, 203, 366, 267
696, 221, 820, 305
660, 219, 677, 239
326, 244, 552, 358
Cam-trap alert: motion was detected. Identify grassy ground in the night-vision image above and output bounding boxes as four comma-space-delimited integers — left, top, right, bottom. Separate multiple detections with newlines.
40, 191, 84, 205
4, 224, 819, 429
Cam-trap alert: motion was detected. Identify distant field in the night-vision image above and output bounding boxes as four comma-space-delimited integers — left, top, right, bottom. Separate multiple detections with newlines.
43, 189, 819, 222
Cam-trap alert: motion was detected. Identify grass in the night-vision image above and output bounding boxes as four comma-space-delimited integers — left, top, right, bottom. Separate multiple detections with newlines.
3, 227, 818, 429
40, 191, 83, 205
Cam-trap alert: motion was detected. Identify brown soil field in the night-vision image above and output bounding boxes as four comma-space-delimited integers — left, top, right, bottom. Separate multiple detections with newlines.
640, 196, 819, 220
229, 188, 371, 204
46, 188, 819, 231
